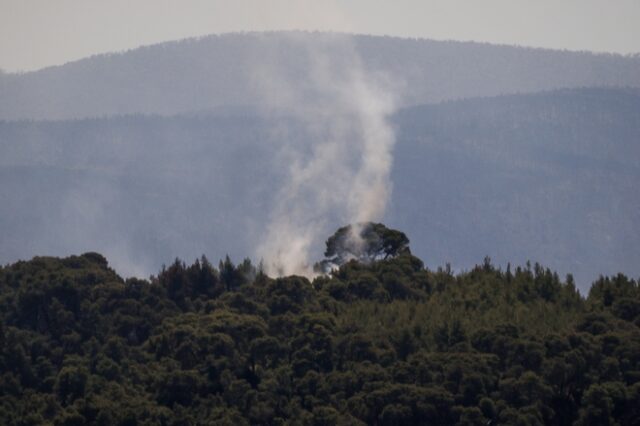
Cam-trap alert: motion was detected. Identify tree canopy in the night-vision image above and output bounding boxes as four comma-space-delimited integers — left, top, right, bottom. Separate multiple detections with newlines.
317, 223, 410, 272
0, 230, 638, 425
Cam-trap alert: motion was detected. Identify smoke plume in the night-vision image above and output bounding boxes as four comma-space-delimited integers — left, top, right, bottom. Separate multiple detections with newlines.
254, 33, 398, 277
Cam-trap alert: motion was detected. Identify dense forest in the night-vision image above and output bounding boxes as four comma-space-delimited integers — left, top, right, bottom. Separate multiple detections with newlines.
1, 224, 638, 425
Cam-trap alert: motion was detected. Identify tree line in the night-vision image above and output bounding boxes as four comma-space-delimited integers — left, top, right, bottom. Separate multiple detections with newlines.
0, 225, 639, 425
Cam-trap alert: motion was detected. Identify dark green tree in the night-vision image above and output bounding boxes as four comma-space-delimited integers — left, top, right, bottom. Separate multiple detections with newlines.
317, 223, 410, 272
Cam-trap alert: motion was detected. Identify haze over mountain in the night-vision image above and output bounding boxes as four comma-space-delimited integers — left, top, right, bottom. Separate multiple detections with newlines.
3, 9, 640, 422
1, 32, 640, 120
1, 84, 638, 291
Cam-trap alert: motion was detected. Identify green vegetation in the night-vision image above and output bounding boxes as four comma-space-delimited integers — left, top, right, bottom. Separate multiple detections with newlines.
0, 227, 639, 425
315, 223, 410, 272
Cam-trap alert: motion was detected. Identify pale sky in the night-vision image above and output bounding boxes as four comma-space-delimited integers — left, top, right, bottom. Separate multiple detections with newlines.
1, 0, 639, 72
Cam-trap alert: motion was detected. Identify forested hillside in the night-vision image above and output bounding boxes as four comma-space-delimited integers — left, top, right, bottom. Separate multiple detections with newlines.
1, 88, 638, 289
2, 22, 638, 426
390, 87, 640, 289
1, 234, 639, 425
1, 32, 640, 120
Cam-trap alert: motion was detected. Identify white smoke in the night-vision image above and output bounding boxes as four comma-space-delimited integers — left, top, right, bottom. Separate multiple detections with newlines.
254, 33, 398, 277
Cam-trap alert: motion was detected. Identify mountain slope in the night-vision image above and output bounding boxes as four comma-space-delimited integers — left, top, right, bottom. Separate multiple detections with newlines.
1, 88, 638, 290
390, 88, 640, 287
1, 32, 640, 120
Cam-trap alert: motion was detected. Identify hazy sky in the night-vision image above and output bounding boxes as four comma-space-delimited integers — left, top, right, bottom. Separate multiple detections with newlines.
1, 0, 639, 72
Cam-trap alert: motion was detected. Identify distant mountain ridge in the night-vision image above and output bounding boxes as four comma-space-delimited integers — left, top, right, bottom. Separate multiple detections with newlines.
1, 87, 638, 290
1, 31, 640, 120
390, 87, 640, 289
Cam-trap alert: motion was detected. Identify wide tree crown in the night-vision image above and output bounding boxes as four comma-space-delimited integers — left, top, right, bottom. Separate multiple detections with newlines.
319, 223, 410, 271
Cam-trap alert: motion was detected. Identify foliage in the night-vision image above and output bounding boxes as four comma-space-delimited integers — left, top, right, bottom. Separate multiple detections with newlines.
316, 223, 410, 272
0, 245, 638, 425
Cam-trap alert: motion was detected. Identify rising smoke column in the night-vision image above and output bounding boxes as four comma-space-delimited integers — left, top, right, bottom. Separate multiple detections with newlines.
254, 33, 398, 277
